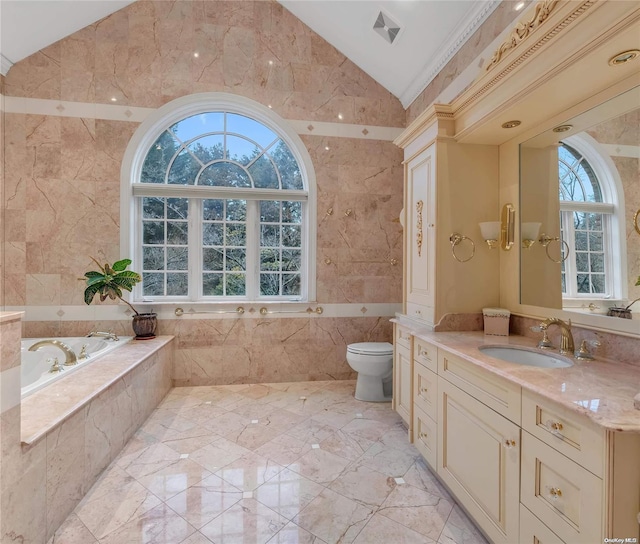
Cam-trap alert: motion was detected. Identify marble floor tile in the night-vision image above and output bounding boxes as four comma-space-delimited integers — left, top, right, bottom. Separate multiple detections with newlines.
254, 468, 325, 520
328, 463, 397, 508
56, 381, 487, 544
377, 483, 454, 541
293, 488, 374, 544
214, 452, 285, 491
352, 513, 437, 543
199, 498, 288, 544
165, 473, 243, 529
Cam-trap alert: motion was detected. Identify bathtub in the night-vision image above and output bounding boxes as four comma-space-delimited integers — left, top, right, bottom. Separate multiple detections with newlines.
21, 336, 132, 397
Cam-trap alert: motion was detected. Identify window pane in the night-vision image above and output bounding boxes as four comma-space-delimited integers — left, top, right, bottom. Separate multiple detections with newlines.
282, 274, 301, 295
143, 272, 164, 296
282, 225, 301, 247
590, 253, 604, 273
226, 273, 246, 296
260, 201, 280, 222
282, 201, 301, 223
260, 248, 280, 271
168, 149, 199, 185
203, 224, 224, 246
227, 135, 259, 165
249, 155, 279, 189
141, 132, 178, 184
587, 213, 602, 230
270, 141, 303, 190
203, 248, 223, 271
577, 274, 590, 293
170, 113, 224, 141
260, 273, 280, 296
203, 273, 223, 295
575, 252, 588, 272
143, 247, 164, 270
143, 197, 165, 218
143, 222, 165, 244
187, 135, 224, 163
261, 225, 280, 247
591, 274, 605, 293
575, 231, 588, 251
203, 199, 224, 221
199, 162, 251, 187
167, 222, 188, 245
226, 249, 246, 271
167, 247, 188, 270
282, 249, 301, 271
225, 224, 246, 246
589, 232, 603, 251
226, 113, 276, 147
166, 273, 188, 296
167, 198, 188, 220
226, 200, 246, 221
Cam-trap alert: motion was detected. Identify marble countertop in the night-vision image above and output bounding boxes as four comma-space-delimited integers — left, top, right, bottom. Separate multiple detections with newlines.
21, 336, 174, 446
404, 328, 640, 432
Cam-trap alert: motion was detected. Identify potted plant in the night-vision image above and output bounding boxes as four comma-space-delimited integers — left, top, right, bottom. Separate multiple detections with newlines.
82, 258, 157, 339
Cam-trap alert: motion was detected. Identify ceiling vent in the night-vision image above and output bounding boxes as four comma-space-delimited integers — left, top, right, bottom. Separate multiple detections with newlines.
373, 11, 401, 45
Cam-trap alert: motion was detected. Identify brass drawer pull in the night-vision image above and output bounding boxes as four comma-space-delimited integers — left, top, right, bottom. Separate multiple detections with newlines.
546, 420, 564, 434
503, 439, 517, 448
420, 387, 428, 394
548, 487, 563, 499
420, 432, 428, 439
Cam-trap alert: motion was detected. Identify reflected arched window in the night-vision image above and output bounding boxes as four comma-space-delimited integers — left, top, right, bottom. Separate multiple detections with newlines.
123, 94, 316, 302
558, 142, 620, 299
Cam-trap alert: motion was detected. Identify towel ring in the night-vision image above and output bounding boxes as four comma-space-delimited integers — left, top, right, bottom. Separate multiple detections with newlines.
450, 233, 475, 263
544, 237, 570, 263
634, 209, 640, 235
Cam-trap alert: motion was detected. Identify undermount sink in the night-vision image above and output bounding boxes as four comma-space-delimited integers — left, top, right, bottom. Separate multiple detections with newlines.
478, 346, 574, 368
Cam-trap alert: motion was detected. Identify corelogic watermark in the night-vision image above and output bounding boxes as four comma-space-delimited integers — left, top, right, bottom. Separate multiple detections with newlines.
603, 539, 637, 543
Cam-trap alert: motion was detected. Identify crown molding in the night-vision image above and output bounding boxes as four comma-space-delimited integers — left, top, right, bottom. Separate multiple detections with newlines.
394, 104, 455, 149
398, 0, 501, 109
0, 54, 14, 76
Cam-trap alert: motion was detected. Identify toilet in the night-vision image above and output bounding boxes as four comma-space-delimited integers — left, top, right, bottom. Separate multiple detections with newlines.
346, 342, 394, 402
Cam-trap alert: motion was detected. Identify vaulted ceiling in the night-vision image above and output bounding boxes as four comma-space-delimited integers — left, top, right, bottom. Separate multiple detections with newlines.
0, 0, 503, 108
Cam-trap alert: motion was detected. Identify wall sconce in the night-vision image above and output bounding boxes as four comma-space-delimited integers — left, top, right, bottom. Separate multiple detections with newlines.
522, 222, 542, 248
479, 222, 500, 249
479, 204, 515, 251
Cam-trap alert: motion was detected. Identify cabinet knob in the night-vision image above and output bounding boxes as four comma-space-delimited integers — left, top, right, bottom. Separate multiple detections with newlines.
420, 432, 428, 439
546, 420, 564, 434
420, 387, 428, 394
503, 439, 516, 448
548, 487, 563, 499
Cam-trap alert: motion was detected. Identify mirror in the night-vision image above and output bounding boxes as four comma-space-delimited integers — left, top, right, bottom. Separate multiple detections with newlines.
520, 86, 640, 319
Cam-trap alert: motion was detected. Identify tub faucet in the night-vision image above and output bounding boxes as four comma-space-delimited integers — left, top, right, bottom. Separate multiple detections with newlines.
86, 330, 119, 341
28, 340, 78, 366
538, 318, 574, 356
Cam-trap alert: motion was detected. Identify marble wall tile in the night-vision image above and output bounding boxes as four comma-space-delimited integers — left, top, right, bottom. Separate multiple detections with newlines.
0, 319, 22, 371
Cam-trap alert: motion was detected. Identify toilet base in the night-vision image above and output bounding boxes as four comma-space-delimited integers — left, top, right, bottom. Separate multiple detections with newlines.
354, 374, 393, 402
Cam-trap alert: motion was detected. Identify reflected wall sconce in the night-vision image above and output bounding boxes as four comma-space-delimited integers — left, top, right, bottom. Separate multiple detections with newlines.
522, 222, 542, 248
479, 204, 516, 251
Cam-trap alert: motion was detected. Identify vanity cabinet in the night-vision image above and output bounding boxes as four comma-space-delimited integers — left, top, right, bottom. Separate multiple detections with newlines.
437, 357, 521, 544
393, 323, 413, 434
412, 337, 438, 467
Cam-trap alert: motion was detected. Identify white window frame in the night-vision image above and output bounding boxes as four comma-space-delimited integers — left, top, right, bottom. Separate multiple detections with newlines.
559, 134, 626, 305
121, 93, 317, 304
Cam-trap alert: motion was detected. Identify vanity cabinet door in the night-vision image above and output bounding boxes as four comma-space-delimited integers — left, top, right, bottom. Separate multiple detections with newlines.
394, 343, 413, 435
405, 144, 436, 324
438, 377, 520, 544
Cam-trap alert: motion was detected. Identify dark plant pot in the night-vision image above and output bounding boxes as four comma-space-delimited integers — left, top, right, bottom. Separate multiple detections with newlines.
607, 307, 632, 319
132, 313, 158, 338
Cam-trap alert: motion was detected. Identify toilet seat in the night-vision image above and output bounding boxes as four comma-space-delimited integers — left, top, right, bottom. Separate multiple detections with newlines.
347, 342, 393, 356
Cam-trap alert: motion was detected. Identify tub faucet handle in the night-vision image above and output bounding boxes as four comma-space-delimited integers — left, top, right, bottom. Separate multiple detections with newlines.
78, 344, 89, 360
48, 358, 64, 374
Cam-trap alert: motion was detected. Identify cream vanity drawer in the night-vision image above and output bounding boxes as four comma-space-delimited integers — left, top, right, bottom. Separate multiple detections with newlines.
413, 363, 437, 420
521, 432, 602, 544
395, 324, 412, 350
406, 302, 433, 324
519, 504, 564, 544
522, 389, 604, 477
413, 404, 437, 469
413, 337, 437, 373
438, 349, 521, 424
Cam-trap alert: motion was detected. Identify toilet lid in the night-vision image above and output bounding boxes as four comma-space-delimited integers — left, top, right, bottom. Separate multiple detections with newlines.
347, 342, 393, 355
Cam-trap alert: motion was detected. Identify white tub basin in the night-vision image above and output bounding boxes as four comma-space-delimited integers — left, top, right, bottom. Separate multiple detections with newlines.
478, 345, 573, 368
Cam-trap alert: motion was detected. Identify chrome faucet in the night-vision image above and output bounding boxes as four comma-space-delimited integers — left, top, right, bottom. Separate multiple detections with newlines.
28, 340, 78, 366
538, 318, 574, 356
86, 330, 119, 341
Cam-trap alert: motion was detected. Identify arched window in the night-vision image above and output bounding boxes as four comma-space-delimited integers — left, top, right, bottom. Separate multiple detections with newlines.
121, 93, 317, 303
558, 137, 625, 301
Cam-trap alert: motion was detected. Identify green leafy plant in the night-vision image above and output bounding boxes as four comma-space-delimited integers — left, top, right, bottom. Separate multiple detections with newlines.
83, 258, 142, 316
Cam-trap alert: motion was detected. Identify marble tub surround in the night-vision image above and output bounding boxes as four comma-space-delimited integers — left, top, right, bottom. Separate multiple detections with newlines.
21, 336, 174, 445
1, 335, 173, 543
510, 314, 640, 369
412, 330, 640, 431
50, 380, 488, 544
